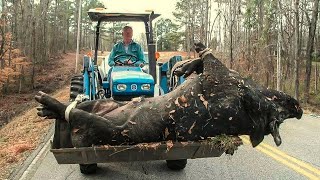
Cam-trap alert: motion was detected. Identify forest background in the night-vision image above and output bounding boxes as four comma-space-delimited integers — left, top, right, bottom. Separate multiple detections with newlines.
0, 0, 319, 116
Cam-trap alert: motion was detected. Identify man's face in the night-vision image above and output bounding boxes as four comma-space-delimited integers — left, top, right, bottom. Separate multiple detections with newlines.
123, 28, 133, 42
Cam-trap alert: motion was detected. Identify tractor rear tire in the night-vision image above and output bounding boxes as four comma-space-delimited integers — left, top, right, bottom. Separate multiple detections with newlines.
79, 163, 98, 174
166, 159, 187, 170
71, 76, 97, 175
70, 75, 84, 101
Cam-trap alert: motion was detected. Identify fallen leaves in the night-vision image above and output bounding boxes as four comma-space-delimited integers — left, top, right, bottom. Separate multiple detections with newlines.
166, 140, 174, 152
101, 145, 111, 149
72, 128, 79, 133
175, 97, 181, 107
5, 155, 18, 163
148, 142, 162, 150
165, 103, 172, 108
5, 141, 34, 156
188, 121, 196, 134
121, 129, 129, 137
169, 110, 176, 120
0, 52, 93, 179
180, 95, 188, 103
266, 95, 278, 101
132, 97, 143, 103
128, 120, 137, 125
198, 94, 209, 109
164, 127, 170, 138
169, 110, 176, 114
136, 142, 162, 151
175, 95, 189, 108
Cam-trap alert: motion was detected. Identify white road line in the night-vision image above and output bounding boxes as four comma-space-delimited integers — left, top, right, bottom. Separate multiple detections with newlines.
19, 136, 52, 180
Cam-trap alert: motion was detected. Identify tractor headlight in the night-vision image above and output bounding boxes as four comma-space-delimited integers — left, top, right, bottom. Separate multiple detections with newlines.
116, 84, 127, 91
141, 84, 151, 90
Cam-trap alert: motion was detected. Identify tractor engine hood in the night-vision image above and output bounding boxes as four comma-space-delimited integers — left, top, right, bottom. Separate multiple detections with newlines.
111, 67, 154, 84
110, 66, 155, 98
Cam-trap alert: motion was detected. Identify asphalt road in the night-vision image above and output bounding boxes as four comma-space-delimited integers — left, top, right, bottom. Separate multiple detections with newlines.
20, 115, 320, 180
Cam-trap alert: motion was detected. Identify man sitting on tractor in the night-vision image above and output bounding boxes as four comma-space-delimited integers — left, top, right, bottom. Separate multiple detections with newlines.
108, 26, 145, 67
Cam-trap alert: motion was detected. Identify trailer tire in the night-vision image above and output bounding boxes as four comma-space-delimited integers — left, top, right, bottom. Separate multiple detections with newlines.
70, 75, 84, 101
166, 159, 187, 170
79, 163, 97, 174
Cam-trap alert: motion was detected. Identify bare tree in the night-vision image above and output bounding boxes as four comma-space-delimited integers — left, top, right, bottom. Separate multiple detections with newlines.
294, 0, 300, 100
304, 0, 319, 102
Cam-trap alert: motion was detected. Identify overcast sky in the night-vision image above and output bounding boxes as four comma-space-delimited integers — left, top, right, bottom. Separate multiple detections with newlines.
101, 0, 177, 19
100, 0, 178, 38
99, 0, 220, 42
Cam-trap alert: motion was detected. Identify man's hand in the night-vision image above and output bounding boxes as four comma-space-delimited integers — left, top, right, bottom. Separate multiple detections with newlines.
115, 61, 123, 66
124, 59, 134, 65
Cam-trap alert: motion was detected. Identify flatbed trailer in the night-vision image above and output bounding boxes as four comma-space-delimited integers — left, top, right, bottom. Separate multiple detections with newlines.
51, 136, 242, 165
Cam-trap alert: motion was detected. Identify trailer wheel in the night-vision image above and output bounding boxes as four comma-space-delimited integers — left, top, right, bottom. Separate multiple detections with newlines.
79, 163, 97, 174
70, 75, 84, 101
166, 159, 187, 170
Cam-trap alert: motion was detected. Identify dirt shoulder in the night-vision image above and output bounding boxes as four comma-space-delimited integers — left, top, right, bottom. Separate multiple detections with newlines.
0, 88, 70, 179
0, 53, 79, 127
0, 53, 77, 179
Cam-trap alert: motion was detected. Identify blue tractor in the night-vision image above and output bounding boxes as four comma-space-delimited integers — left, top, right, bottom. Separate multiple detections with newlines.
68, 9, 187, 173
59, 8, 238, 175
70, 8, 184, 102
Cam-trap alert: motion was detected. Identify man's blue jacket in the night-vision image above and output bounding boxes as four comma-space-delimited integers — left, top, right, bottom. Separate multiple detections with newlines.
108, 40, 145, 66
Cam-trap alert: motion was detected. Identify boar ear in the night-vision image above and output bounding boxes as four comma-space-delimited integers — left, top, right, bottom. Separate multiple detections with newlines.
194, 42, 207, 53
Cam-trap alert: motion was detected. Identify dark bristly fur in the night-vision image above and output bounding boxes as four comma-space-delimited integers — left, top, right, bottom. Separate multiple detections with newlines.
35, 42, 303, 149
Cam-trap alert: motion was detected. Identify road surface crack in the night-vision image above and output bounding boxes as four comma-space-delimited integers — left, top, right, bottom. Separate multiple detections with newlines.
64, 167, 76, 180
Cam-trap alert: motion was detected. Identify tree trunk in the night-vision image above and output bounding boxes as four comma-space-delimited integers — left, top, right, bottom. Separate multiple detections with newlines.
1, 0, 6, 33
0, 27, 5, 69
258, 0, 263, 39
66, 4, 70, 52
63, 1, 67, 54
205, 0, 209, 46
230, 22, 233, 69
31, 19, 36, 89
315, 64, 318, 92
19, 66, 24, 94
304, 0, 319, 102
276, 0, 282, 91
186, 6, 191, 58
8, 40, 11, 66
293, 0, 300, 100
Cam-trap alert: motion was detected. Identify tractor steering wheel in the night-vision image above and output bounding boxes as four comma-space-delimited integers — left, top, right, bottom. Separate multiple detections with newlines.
113, 54, 139, 66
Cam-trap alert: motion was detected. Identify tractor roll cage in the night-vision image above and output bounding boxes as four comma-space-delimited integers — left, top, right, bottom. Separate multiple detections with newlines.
88, 9, 160, 80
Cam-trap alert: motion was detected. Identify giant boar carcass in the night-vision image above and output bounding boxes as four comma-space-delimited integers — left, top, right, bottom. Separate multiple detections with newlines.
35, 42, 303, 149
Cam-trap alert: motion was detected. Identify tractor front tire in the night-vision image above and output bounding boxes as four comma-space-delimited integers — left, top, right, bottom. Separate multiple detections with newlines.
79, 163, 98, 174
70, 75, 84, 101
166, 159, 187, 170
